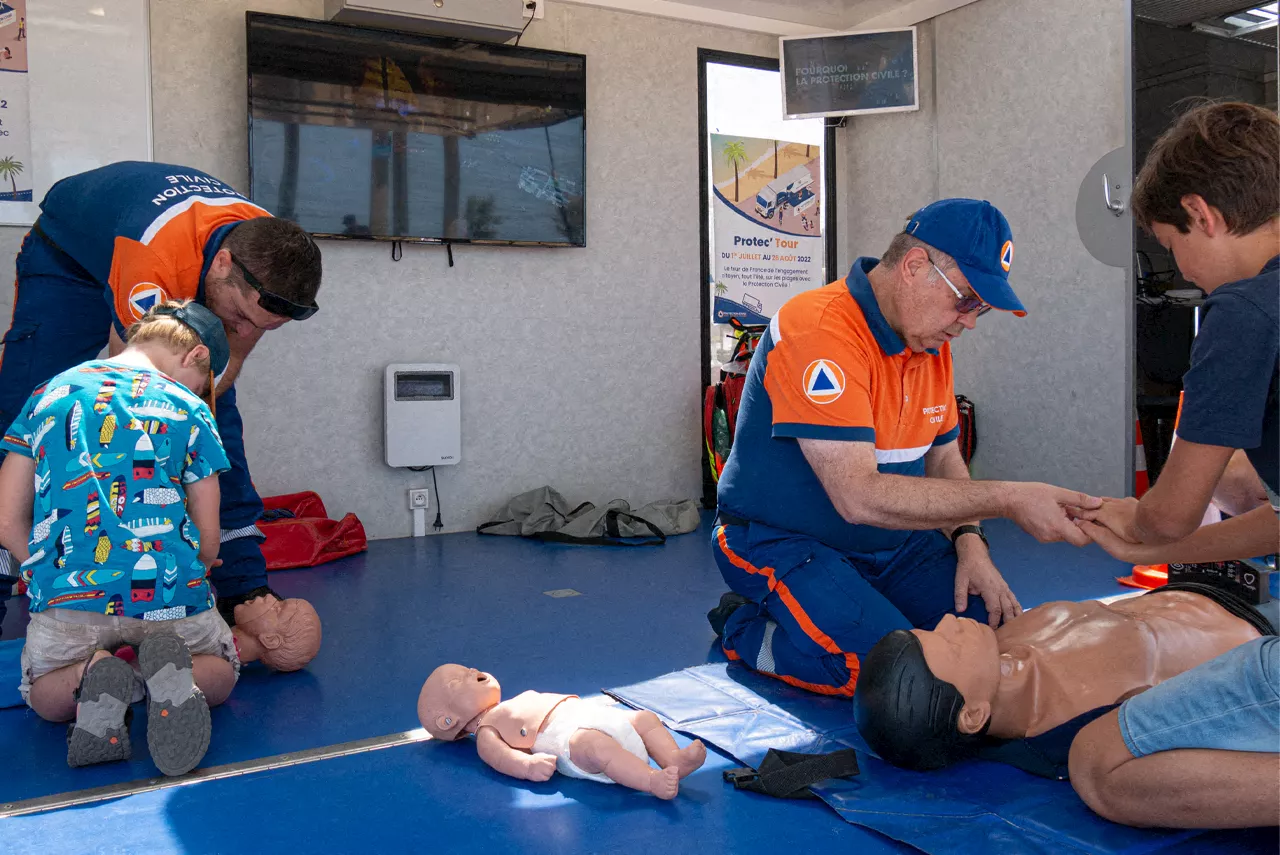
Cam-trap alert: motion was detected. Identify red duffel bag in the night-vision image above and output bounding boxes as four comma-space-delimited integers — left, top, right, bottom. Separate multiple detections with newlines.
259, 491, 368, 570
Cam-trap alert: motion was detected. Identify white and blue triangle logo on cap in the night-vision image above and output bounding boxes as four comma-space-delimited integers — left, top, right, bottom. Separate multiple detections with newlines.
803, 359, 846, 404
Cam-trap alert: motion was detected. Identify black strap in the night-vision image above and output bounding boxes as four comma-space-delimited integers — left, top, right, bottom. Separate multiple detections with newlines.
722, 747, 860, 799
259, 508, 297, 522
477, 507, 667, 547
716, 510, 751, 528
977, 703, 1121, 780
532, 509, 667, 547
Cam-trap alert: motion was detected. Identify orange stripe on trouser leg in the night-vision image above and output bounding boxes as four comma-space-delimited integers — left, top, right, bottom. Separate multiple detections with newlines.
771, 667, 859, 697
715, 527, 861, 696
724, 644, 859, 696
716, 527, 840, 654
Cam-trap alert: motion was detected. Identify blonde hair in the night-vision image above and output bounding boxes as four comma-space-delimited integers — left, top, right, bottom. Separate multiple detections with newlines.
125, 300, 212, 373
125, 299, 216, 412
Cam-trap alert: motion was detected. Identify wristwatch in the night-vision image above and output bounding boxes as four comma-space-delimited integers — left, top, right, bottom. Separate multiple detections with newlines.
951, 524, 988, 548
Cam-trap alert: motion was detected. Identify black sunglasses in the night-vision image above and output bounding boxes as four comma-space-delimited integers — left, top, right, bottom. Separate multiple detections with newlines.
228, 254, 318, 321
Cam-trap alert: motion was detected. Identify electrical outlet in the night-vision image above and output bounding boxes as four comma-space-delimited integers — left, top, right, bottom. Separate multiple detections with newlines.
522, 0, 544, 20
408, 488, 430, 510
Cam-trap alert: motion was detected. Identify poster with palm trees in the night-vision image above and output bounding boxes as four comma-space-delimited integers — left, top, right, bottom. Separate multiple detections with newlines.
0, 0, 30, 203
709, 133, 823, 328
709, 134, 820, 235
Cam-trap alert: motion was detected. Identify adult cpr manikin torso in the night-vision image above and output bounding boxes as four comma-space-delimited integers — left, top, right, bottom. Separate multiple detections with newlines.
990, 591, 1261, 739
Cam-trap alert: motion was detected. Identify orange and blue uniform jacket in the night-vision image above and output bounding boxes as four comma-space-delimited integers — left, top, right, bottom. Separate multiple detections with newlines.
0, 162, 274, 629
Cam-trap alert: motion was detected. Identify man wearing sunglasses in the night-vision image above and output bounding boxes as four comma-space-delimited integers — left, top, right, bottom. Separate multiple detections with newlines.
708, 198, 1101, 698
0, 161, 322, 636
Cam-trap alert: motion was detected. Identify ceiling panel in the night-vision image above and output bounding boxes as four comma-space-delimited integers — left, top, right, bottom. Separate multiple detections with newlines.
1134, 0, 1261, 27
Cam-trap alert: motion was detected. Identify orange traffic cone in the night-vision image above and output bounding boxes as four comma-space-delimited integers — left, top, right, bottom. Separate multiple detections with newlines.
1134, 419, 1149, 497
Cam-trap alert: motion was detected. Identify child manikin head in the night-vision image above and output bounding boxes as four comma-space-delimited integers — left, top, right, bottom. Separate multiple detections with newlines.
418, 664, 502, 740
232, 594, 322, 671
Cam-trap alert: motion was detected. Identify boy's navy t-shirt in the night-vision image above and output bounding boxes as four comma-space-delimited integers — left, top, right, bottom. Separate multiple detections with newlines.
1177, 255, 1279, 496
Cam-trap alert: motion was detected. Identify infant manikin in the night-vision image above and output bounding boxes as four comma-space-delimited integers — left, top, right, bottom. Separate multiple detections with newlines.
418, 664, 707, 799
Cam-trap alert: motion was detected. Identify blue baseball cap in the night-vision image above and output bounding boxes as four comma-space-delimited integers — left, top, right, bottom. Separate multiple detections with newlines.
151, 302, 230, 379
904, 199, 1026, 317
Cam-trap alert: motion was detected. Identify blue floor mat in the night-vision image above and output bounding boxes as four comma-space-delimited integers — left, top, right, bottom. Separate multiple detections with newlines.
0, 516, 1270, 853
0, 520, 740, 804
606, 662, 1236, 855
0, 722, 895, 855
0, 516, 1157, 803
0, 637, 20, 708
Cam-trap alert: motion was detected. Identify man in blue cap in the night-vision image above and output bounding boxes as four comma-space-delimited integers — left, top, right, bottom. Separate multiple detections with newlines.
708, 198, 1102, 697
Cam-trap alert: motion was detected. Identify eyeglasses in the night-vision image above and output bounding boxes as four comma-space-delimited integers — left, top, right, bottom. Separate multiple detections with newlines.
931, 263, 992, 317
228, 254, 319, 321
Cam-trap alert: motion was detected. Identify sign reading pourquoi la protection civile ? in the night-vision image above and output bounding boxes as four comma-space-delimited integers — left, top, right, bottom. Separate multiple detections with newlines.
780, 27, 918, 120
711, 133, 824, 327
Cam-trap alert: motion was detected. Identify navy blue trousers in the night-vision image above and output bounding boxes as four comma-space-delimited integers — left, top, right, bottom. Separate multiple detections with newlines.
713, 520, 989, 696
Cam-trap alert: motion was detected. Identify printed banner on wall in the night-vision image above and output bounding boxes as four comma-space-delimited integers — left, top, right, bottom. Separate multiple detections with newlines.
0, 1, 30, 203
711, 133, 823, 327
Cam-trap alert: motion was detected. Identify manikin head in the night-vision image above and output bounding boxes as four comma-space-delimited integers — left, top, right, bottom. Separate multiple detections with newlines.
232, 594, 322, 671
853, 614, 1001, 770
418, 664, 502, 741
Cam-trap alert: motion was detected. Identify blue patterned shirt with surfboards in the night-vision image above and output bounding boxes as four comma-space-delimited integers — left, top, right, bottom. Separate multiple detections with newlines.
1, 360, 230, 619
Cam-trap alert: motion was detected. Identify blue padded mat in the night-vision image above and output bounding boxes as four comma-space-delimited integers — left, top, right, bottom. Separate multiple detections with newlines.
0, 638, 20, 709
606, 662, 1221, 855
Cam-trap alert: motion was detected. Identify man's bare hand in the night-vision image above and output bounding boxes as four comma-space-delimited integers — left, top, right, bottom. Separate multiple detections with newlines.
1075, 519, 1161, 563
1076, 497, 1142, 543
954, 550, 1022, 628
1006, 483, 1102, 546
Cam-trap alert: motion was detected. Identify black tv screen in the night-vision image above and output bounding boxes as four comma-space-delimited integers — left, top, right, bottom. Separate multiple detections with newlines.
246, 13, 586, 246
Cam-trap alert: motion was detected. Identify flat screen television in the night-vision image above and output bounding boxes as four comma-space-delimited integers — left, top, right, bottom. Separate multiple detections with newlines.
779, 27, 918, 120
246, 12, 587, 246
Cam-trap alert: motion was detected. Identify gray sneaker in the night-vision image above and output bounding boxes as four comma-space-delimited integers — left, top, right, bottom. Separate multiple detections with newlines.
67, 653, 134, 768
139, 633, 210, 777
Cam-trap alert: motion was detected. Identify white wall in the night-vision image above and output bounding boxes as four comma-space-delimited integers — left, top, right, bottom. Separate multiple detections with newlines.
147, 1, 769, 539
839, 0, 1131, 500
0, 0, 1135, 540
